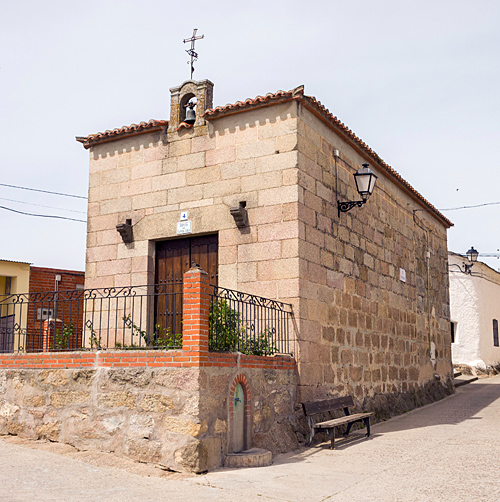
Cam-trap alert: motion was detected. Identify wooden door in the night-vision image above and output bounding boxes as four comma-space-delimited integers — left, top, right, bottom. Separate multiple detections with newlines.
155, 234, 218, 337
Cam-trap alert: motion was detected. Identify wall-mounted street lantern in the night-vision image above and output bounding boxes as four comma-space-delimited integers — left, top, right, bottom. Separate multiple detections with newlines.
461, 246, 479, 273
338, 164, 378, 217
466, 246, 479, 264
451, 246, 479, 274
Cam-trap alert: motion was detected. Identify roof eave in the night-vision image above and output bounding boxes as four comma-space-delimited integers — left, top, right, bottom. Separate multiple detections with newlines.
297, 96, 453, 228
205, 91, 452, 229
76, 121, 168, 150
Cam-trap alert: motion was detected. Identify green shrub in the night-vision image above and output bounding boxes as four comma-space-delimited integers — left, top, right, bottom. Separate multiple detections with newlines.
209, 299, 277, 356
121, 315, 182, 349
52, 322, 74, 350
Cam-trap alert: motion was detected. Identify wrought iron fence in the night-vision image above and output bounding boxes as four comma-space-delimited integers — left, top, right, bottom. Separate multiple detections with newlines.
209, 286, 293, 356
0, 284, 183, 353
0, 283, 293, 356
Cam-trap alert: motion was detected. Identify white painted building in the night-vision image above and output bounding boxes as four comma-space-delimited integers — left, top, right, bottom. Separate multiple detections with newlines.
449, 252, 500, 369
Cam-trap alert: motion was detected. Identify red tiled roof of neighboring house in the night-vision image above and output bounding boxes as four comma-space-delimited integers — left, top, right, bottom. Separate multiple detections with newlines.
204, 86, 452, 228
76, 120, 168, 149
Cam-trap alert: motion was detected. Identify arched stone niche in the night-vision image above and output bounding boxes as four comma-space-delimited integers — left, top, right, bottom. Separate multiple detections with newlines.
168, 79, 214, 131
228, 373, 251, 453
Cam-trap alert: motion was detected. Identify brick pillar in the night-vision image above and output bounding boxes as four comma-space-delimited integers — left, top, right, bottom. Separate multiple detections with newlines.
182, 266, 210, 365
42, 319, 62, 352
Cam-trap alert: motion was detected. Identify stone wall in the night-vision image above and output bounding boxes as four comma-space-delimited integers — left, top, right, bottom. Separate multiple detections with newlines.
0, 359, 297, 472
294, 105, 453, 406
199, 363, 298, 463
0, 367, 204, 471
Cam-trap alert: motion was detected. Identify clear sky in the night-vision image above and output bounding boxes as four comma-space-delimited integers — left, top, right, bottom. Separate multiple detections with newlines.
1, 0, 499, 271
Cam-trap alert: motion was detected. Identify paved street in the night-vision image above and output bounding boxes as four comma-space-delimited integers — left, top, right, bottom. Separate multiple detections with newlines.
2, 375, 500, 502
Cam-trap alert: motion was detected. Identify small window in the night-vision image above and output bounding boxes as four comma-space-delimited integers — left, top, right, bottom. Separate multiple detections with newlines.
5, 277, 12, 295
451, 321, 457, 344
493, 319, 499, 347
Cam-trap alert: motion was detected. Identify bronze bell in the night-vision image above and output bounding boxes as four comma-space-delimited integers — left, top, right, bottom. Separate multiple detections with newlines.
185, 104, 196, 125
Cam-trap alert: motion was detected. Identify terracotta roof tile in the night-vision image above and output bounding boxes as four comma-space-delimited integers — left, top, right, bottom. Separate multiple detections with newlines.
204, 86, 452, 228
204, 88, 299, 117
76, 119, 168, 149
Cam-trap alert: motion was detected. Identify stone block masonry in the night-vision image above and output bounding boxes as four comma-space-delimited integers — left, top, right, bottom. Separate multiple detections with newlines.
293, 107, 454, 407
77, 80, 456, 463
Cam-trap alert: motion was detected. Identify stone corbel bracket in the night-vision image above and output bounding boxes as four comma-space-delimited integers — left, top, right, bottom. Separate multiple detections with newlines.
230, 202, 248, 228
116, 220, 133, 243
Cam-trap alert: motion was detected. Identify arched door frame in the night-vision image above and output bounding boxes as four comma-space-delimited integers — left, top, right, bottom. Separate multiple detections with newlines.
228, 374, 251, 453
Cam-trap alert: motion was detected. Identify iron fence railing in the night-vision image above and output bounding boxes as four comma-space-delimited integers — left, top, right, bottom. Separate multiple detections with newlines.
209, 286, 292, 356
0, 283, 293, 356
0, 284, 183, 353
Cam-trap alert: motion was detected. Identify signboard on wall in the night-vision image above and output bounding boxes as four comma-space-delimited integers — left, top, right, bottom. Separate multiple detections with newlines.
177, 221, 192, 235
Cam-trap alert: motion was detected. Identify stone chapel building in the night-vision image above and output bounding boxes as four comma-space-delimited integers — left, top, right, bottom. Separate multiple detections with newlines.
77, 79, 453, 424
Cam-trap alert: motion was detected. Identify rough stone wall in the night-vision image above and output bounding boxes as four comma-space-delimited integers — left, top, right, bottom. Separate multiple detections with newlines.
0, 362, 298, 472
199, 365, 298, 466
0, 367, 208, 472
294, 105, 453, 408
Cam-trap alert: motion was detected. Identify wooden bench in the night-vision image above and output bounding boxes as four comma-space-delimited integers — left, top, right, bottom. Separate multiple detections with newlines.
302, 396, 374, 449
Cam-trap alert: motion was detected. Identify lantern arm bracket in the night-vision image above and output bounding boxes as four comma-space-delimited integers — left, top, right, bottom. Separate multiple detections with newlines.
448, 262, 475, 275
337, 199, 367, 217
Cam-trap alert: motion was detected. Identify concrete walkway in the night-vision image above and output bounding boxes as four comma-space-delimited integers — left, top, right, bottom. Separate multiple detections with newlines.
2, 375, 500, 502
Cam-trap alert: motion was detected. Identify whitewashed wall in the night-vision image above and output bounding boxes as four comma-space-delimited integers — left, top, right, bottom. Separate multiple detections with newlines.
449, 253, 500, 368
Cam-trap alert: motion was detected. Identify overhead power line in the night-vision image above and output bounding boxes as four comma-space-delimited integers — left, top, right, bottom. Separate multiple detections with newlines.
0, 197, 87, 214
0, 205, 86, 223
438, 201, 500, 211
0, 183, 87, 199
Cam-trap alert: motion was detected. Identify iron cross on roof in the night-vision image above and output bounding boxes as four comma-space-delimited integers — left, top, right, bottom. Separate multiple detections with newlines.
183, 28, 204, 79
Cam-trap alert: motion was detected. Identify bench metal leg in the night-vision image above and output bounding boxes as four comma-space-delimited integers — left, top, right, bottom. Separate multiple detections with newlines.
328, 428, 335, 449
344, 422, 354, 437
364, 417, 371, 437
306, 417, 316, 446
306, 428, 315, 446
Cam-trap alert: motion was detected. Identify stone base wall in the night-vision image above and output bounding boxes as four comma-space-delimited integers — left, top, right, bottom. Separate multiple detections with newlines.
0, 352, 298, 472
454, 363, 500, 377
293, 377, 454, 444
0, 367, 206, 472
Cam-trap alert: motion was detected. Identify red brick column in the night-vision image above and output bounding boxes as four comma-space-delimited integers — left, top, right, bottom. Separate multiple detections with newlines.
182, 266, 210, 366
42, 319, 62, 352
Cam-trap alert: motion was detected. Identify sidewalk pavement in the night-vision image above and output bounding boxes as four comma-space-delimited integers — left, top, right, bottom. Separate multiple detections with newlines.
2, 375, 500, 502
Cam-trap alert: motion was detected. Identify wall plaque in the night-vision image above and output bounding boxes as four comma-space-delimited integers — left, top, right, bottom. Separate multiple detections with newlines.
177, 221, 192, 235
